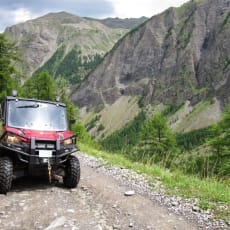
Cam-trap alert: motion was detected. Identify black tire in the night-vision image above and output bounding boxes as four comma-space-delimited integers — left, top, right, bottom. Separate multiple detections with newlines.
0, 157, 13, 194
63, 155, 80, 188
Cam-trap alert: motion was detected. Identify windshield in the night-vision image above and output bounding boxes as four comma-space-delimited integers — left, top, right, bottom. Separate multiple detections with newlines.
7, 100, 68, 131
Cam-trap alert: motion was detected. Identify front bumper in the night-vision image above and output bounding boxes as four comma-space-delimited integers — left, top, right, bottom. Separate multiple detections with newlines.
0, 140, 77, 166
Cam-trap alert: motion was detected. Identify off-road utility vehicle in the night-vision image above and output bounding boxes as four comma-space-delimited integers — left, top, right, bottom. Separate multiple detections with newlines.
0, 93, 80, 193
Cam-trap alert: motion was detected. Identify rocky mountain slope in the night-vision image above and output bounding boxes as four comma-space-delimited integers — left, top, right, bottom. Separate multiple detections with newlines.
89, 16, 148, 29
71, 0, 230, 136
4, 12, 128, 79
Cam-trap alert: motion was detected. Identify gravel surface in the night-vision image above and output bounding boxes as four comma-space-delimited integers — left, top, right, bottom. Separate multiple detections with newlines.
78, 152, 229, 230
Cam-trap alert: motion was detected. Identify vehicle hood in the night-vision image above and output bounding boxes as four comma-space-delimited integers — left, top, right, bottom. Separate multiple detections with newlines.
4, 126, 74, 141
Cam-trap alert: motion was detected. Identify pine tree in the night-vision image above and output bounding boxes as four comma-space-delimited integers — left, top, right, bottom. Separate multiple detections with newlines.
136, 113, 178, 167
210, 105, 230, 157
0, 34, 19, 100
22, 70, 56, 101
209, 106, 230, 176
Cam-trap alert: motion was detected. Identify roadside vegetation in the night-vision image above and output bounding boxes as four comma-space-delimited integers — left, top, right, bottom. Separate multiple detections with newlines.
100, 105, 230, 180
78, 105, 230, 221
79, 142, 229, 221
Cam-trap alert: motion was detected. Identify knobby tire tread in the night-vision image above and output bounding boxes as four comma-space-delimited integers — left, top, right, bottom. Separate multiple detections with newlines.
0, 157, 13, 194
64, 155, 80, 188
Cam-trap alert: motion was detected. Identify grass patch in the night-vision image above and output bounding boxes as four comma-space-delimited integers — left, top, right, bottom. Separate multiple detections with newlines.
86, 115, 101, 131
186, 101, 211, 120
100, 111, 145, 151
79, 142, 230, 221
174, 100, 215, 132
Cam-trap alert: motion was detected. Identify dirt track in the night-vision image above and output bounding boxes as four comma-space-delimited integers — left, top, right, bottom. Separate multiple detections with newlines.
0, 152, 199, 230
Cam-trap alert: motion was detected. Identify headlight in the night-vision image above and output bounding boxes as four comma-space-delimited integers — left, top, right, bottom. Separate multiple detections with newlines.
63, 138, 72, 146
5, 133, 21, 145
63, 137, 76, 146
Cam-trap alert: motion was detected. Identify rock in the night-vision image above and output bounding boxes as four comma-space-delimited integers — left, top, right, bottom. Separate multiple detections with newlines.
81, 185, 88, 191
171, 201, 179, 206
129, 222, 134, 227
66, 209, 75, 213
44, 216, 66, 230
192, 206, 200, 212
71, 227, 79, 230
113, 224, 121, 229
19, 202, 25, 207
93, 224, 103, 230
124, 190, 135, 196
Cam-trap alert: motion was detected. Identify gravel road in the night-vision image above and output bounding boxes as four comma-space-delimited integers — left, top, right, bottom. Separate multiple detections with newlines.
0, 152, 229, 230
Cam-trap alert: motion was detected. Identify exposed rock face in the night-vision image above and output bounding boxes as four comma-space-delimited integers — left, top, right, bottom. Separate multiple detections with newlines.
72, 0, 230, 110
92, 16, 148, 29
4, 12, 128, 77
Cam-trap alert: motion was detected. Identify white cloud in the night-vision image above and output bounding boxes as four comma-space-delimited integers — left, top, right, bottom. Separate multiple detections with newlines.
0, 0, 190, 32
13, 8, 33, 24
0, 8, 41, 32
109, 0, 189, 18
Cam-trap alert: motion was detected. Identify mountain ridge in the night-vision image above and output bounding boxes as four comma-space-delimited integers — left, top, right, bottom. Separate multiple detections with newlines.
71, 0, 230, 136
85, 16, 148, 29
4, 11, 136, 79
4, 11, 148, 85
73, 0, 230, 107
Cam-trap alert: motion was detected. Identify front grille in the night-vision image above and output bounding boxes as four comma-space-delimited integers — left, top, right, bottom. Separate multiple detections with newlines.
33, 140, 57, 157
36, 141, 55, 150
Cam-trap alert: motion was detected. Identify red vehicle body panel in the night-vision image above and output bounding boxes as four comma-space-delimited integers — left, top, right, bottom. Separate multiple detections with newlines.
4, 126, 74, 141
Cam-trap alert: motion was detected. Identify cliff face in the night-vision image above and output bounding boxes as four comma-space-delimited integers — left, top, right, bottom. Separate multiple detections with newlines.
4, 12, 128, 78
72, 0, 230, 110
91, 17, 148, 29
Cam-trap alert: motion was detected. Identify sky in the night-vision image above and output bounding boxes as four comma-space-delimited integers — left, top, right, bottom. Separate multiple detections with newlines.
0, 0, 190, 32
